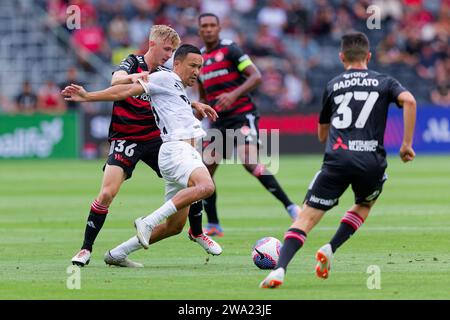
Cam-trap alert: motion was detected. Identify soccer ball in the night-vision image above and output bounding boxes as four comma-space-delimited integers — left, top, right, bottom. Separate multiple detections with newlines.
252, 237, 282, 270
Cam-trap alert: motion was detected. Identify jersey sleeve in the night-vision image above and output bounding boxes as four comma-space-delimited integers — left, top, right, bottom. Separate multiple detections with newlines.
389, 77, 407, 108
113, 54, 138, 75
137, 71, 170, 95
228, 43, 254, 72
319, 87, 333, 124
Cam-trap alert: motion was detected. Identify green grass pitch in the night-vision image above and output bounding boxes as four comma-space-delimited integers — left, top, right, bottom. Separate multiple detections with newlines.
1, 155, 449, 300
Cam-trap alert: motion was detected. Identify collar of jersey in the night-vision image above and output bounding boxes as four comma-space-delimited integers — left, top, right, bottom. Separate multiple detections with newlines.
168, 70, 182, 83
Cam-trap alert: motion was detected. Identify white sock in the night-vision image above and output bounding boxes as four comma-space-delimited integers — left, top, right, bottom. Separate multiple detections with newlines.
142, 199, 177, 228
109, 236, 142, 260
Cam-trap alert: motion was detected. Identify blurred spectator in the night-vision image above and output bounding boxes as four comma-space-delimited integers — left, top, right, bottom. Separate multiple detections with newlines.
416, 44, 439, 79
97, 0, 135, 23
231, 0, 256, 17
431, 82, 450, 107
219, 16, 240, 42
377, 33, 405, 65
297, 33, 320, 70
280, 66, 312, 111
285, 0, 309, 34
0, 94, 14, 114
332, 5, 354, 40
47, 0, 69, 29
431, 59, 450, 107
257, 0, 288, 38
402, 0, 434, 30
310, 4, 333, 38
257, 60, 285, 112
128, 12, 153, 47
201, 0, 231, 20
72, 15, 110, 70
250, 24, 284, 57
108, 15, 130, 49
59, 67, 84, 112
37, 79, 67, 114
15, 81, 38, 114
71, 0, 98, 25
402, 29, 422, 66
33, 0, 449, 112
373, 0, 403, 21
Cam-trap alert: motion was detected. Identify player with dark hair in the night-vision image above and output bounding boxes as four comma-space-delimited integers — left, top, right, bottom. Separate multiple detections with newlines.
188, 13, 300, 238
63, 44, 222, 264
260, 31, 416, 288
70, 26, 221, 267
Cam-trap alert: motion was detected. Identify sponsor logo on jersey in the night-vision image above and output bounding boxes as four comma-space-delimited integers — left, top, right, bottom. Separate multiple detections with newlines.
343, 72, 368, 79
214, 51, 224, 62
332, 137, 348, 150
199, 68, 229, 82
365, 189, 381, 201
132, 93, 151, 102
114, 153, 131, 166
240, 125, 251, 136
348, 140, 378, 152
309, 195, 338, 207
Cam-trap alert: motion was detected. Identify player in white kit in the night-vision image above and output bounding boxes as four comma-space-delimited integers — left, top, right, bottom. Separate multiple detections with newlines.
62, 44, 222, 264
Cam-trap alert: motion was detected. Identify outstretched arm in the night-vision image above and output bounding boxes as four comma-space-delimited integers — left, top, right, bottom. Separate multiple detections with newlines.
61, 82, 145, 102
111, 70, 149, 86
397, 91, 416, 162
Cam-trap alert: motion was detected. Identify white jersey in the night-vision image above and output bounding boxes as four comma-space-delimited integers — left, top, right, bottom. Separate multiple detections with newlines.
138, 70, 206, 142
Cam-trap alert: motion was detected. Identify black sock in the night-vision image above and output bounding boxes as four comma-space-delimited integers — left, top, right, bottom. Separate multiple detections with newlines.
188, 201, 203, 237
81, 200, 108, 252
252, 164, 292, 208
276, 228, 307, 271
204, 191, 219, 224
329, 211, 364, 253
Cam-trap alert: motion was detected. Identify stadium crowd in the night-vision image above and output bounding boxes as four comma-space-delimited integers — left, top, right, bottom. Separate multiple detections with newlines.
3, 0, 450, 114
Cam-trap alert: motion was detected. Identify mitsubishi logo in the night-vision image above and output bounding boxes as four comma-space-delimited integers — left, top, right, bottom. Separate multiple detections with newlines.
333, 137, 348, 150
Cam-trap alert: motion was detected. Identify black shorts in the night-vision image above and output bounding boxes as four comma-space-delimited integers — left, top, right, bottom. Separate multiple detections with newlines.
304, 164, 387, 211
207, 112, 261, 159
104, 138, 162, 179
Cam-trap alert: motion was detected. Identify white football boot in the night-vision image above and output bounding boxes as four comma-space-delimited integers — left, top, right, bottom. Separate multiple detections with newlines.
134, 217, 153, 249
188, 229, 223, 255
71, 249, 91, 267
104, 251, 144, 268
315, 244, 333, 279
259, 267, 285, 289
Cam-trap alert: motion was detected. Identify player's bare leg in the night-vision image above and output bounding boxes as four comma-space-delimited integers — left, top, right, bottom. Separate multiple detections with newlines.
260, 205, 325, 288
199, 162, 224, 236
186, 146, 223, 251
315, 202, 374, 278
149, 207, 190, 244
238, 143, 300, 221
72, 165, 125, 266
135, 167, 215, 248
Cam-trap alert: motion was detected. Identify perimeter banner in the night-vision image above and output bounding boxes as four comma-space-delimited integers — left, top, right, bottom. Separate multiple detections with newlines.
0, 112, 79, 159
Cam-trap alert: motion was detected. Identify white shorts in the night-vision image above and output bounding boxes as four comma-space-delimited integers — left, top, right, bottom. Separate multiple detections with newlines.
158, 141, 206, 201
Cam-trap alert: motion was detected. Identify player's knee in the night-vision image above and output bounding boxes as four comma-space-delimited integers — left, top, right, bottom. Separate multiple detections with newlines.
98, 188, 117, 203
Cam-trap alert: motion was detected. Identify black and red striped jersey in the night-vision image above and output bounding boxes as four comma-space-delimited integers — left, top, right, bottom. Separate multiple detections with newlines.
109, 54, 162, 142
199, 39, 257, 118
